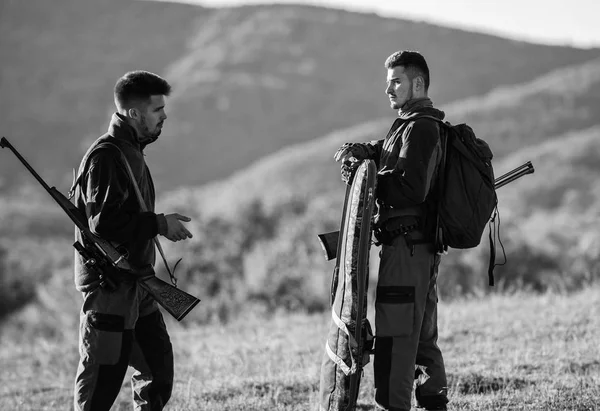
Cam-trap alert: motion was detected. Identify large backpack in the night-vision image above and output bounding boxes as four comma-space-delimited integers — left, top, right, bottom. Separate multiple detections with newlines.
417, 116, 500, 284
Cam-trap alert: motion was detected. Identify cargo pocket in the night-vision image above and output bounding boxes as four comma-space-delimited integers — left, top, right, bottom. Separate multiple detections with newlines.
375, 286, 415, 337
80, 311, 125, 365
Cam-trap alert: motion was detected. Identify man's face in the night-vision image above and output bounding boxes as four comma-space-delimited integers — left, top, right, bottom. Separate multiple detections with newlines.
136, 95, 167, 142
385, 66, 412, 110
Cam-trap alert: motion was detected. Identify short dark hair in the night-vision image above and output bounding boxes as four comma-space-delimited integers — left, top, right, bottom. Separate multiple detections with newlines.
114, 70, 171, 108
385, 50, 430, 91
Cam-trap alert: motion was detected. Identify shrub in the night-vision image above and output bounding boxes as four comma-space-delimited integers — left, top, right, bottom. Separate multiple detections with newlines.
0, 245, 38, 319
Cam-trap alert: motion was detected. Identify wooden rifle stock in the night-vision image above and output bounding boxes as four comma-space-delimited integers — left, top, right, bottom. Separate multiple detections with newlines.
1, 137, 200, 321
318, 160, 535, 261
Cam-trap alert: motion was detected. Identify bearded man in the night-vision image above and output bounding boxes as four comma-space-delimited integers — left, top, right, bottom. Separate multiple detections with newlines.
72, 70, 193, 411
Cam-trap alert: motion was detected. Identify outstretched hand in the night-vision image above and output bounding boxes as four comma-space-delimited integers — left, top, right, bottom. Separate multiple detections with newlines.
163, 213, 193, 242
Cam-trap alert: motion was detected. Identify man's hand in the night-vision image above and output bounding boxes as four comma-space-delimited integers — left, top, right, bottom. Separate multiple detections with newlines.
335, 143, 363, 185
334, 143, 356, 163
341, 156, 361, 185
163, 213, 193, 242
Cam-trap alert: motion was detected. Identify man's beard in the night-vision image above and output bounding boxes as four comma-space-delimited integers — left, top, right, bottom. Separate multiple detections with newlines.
389, 87, 413, 111
139, 114, 161, 143
398, 86, 414, 111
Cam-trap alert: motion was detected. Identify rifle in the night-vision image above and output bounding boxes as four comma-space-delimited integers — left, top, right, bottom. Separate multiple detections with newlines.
1, 137, 200, 321
317, 161, 535, 261
494, 160, 534, 189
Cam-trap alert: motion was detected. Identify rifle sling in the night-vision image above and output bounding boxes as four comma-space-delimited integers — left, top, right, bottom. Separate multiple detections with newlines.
73, 142, 179, 287
108, 143, 179, 287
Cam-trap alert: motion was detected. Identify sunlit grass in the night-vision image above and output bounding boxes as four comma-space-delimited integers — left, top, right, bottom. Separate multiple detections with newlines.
1, 285, 598, 410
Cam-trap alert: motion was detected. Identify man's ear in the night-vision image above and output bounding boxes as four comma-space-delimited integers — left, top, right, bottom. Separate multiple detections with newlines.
413, 76, 424, 93
127, 107, 140, 120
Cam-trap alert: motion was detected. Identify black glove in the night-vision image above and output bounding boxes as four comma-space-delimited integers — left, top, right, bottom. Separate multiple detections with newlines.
340, 156, 361, 185
334, 143, 366, 185
335, 142, 369, 163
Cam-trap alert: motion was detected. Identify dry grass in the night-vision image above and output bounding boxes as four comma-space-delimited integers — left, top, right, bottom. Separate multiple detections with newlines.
1, 284, 599, 410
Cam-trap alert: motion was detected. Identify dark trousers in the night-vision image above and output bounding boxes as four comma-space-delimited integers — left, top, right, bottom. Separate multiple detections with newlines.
373, 234, 448, 411
74, 284, 174, 411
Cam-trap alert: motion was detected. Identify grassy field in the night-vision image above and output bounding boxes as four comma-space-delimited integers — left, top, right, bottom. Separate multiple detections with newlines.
1, 285, 599, 410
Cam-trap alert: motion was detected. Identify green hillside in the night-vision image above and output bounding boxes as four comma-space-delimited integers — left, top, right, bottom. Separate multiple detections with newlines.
1, 0, 598, 193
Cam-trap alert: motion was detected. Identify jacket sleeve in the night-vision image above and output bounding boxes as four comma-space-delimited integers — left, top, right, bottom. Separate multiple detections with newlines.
83, 149, 163, 244
376, 119, 440, 208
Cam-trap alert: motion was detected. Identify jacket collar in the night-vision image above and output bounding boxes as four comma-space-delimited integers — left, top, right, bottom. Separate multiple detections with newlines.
107, 113, 143, 150
399, 97, 432, 114
108, 113, 158, 150
398, 97, 445, 121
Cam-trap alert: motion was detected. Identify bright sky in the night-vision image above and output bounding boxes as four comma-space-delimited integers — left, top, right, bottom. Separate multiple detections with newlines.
148, 0, 600, 48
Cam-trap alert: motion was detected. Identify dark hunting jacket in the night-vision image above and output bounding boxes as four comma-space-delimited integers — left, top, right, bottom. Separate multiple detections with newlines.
349, 98, 444, 235
72, 113, 167, 292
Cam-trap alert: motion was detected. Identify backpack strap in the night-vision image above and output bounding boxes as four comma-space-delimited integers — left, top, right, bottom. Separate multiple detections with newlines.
435, 123, 449, 255
404, 115, 449, 254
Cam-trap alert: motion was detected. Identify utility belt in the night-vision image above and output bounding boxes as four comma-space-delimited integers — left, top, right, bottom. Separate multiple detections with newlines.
374, 215, 431, 256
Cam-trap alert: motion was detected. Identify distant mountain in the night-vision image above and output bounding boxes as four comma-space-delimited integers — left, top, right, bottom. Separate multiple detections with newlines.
1, 0, 598, 193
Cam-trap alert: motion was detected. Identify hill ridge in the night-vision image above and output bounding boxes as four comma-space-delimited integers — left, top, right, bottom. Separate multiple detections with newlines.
2, 0, 598, 192
158, 55, 600, 219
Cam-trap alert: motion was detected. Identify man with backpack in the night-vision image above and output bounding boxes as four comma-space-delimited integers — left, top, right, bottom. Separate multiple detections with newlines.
334, 50, 449, 411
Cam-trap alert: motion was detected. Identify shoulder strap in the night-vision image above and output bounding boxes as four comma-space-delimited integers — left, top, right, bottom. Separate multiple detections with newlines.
95, 142, 180, 287
404, 115, 449, 254
433, 120, 448, 255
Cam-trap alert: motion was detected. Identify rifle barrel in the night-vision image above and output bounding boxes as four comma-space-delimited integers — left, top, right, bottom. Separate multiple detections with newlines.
495, 161, 528, 182
494, 161, 534, 189
1, 137, 53, 192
